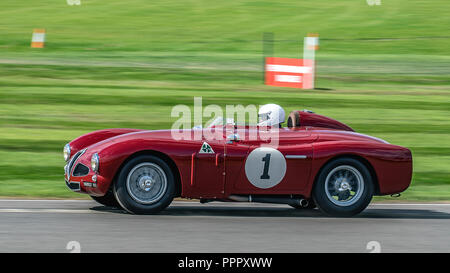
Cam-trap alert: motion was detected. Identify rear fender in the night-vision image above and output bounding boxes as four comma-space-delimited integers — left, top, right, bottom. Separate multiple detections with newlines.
306, 141, 412, 197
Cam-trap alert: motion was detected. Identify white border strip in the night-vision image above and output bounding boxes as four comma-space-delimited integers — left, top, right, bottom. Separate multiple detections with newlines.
266, 64, 311, 74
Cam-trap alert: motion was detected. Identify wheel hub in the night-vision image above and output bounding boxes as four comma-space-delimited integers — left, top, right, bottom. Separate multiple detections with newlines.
325, 165, 364, 207
138, 176, 155, 192
126, 162, 168, 205
337, 180, 351, 192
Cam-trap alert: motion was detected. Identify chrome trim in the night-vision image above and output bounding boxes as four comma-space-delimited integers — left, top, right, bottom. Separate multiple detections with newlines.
67, 149, 86, 180
285, 155, 307, 159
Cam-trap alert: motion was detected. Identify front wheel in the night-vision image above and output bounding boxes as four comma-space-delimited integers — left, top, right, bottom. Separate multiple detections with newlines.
312, 157, 374, 217
113, 155, 175, 214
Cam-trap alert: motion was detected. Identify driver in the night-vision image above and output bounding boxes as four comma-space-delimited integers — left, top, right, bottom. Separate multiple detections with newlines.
257, 104, 285, 128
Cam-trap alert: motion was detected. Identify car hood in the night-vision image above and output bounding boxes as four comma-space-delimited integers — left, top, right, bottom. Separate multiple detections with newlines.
86, 129, 176, 149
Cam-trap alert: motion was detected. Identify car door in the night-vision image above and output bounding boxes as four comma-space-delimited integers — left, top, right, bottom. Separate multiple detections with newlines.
191, 130, 226, 198
224, 127, 316, 195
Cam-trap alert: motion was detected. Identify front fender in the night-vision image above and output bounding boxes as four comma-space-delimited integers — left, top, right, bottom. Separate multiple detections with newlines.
69, 128, 144, 155
92, 138, 196, 196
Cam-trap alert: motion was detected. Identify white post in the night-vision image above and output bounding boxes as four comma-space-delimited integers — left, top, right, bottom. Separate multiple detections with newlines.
303, 35, 319, 89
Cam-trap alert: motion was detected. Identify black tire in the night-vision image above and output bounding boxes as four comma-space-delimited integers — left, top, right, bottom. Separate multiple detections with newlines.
113, 155, 175, 214
312, 157, 374, 217
90, 190, 120, 207
289, 199, 317, 209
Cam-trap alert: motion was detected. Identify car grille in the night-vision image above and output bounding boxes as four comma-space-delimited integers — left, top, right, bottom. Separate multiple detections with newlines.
73, 163, 89, 177
67, 149, 86, 179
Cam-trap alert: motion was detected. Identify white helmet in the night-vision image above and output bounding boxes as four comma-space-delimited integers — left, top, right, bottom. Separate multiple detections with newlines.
258, 104, 285, 127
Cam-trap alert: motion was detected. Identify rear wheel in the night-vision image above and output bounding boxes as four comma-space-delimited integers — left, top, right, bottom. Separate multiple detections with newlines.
90, 190, 120, 207
113, 155, 175, 214
312, 157, 374, 217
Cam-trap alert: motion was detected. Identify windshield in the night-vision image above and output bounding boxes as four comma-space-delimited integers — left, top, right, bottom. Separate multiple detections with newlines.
205, 117, 235, 128
203, 116, 261, 128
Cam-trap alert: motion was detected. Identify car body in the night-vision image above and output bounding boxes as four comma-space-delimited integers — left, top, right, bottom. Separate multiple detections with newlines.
64, 110, 412, 216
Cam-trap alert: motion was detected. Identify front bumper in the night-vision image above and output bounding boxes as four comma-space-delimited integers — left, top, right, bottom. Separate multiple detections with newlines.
65, 180, 81, 191
64, 151, 109, 196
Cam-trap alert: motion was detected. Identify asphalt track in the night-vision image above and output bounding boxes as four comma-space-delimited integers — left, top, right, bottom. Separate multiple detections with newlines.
0, 199, 449, 253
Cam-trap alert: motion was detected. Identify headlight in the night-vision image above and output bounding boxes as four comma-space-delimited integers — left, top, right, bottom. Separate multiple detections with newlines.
91, 153, 99, 172
63, 144, 71, 162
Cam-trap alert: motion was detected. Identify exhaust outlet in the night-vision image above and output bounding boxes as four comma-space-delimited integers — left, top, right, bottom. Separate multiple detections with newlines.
299, 199, 309, 207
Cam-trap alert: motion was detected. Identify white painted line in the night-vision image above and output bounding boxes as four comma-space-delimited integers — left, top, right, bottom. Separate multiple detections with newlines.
0, 199, 93, 202
370, 203, 450, 206
0, 209, 95, 213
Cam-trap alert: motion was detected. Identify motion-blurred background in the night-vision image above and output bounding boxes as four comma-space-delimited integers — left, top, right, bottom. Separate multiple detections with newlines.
0, 0, 448, 200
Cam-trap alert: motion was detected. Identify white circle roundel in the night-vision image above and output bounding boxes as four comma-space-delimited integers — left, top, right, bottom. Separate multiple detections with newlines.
244, 147, 286, 189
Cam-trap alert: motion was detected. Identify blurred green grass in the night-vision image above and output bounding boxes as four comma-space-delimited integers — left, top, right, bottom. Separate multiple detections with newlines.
0, 0, 449, 200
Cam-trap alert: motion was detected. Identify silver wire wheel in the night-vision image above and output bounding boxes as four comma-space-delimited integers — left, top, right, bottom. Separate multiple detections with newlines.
324, 165, 364, 207
126, 162, 168, 205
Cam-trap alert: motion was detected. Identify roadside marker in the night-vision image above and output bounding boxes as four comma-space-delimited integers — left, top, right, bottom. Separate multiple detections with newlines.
31, 29, 46, 48
265, 57, 313, 88
303, 33, 319, 89
264, 33, 319, 89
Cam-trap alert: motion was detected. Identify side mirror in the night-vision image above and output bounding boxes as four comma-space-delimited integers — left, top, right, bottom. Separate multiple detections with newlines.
226, 133, 240, 144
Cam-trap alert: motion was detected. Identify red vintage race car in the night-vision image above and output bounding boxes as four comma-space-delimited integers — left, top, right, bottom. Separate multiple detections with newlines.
63, 110, 412, 217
